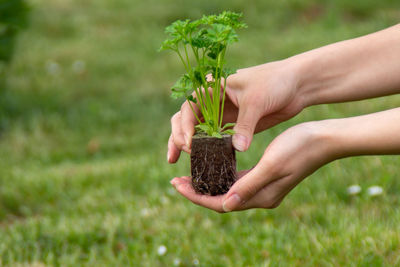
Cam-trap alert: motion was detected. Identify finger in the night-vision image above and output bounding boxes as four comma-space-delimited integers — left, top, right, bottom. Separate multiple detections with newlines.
171, 176, 225, 213
254, 104, 303, 133
233, 103, 262, 152
170, 176, 191, 185
237, 169, 252, 177
222, 163, 274, 212
168, 134, 181, 163
171, 112, 190, 153
180, 101, 201, 149
238, 174, 297, 210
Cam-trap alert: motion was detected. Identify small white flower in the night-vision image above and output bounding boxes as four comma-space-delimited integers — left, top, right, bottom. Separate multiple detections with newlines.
161, 196, 169, 204
72, 60, 86, 73
45, 60, 60, 75
157, 245, 167, 256
367, 186, 383, 196
193, 258, 199, 265
173, 258, 181, 266
347, 184, 361, 195
202, 218, 212, 228
140, 208, 151, 217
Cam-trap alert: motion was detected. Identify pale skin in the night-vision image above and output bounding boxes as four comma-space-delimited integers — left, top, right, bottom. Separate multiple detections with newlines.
168, 24, 400, 213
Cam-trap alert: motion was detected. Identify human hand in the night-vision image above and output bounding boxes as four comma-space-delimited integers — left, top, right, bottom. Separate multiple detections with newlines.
168, 59, 306, 163
170, 121, 335, 212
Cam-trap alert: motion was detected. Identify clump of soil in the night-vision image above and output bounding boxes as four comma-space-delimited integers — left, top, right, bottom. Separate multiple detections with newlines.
191, 133, 237, 195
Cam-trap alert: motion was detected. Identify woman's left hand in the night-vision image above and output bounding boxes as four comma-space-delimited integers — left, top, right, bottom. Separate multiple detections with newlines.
170, 121, 335, 212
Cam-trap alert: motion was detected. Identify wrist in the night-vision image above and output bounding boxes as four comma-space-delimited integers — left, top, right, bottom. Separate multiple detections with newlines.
309, 119, 346, 162
284, 54, 322, 109
276, 56, 315, 111
286, 50, 346, 109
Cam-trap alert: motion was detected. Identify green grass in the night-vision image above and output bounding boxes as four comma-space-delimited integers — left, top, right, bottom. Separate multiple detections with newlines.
1, 0, 400, 266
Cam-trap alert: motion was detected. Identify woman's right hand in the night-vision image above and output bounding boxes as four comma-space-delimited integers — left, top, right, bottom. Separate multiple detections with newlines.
168, 59, 306, 163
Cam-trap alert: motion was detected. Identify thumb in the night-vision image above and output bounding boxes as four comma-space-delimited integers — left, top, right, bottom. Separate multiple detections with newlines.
222, 164, 269, 212
233, 105, 261, 152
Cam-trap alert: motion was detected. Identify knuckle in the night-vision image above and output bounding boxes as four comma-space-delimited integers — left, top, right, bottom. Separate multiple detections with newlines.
170, 112, 181, 124
180, 101, 187, 110
235, 122, 253, 132
174, 136, 186, 148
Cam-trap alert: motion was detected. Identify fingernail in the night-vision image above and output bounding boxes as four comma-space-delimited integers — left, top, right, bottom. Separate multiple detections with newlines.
223, 194, 242, 212
233, 134, 248, 152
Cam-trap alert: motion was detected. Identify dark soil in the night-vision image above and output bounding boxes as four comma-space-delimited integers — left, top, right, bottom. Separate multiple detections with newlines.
191, 133, 237, 196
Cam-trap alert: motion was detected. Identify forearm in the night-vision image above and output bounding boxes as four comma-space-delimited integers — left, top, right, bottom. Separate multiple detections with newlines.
291, 24, 400, 107
320, 108, 400, 159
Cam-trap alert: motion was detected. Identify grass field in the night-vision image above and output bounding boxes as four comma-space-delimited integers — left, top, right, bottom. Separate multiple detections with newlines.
1, 0, 400, 266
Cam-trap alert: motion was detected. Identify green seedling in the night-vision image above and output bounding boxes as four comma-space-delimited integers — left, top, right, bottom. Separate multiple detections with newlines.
159, 11, 247, 138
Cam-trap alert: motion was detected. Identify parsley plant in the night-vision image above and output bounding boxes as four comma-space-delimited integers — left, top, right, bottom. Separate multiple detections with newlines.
159, 11, 247, 138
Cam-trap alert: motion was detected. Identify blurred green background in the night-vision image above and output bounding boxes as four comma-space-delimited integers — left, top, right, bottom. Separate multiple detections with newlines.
1, 0, 400, 266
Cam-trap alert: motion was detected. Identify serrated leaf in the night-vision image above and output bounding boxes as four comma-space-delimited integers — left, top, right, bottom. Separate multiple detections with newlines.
215, 11, 247, 29
191, 29, 211, 48
172, 88, 188, 99
222, 67, 237, 79
158, 39, 178, 52
207, 24, 231, 43
170, 74, 193, 99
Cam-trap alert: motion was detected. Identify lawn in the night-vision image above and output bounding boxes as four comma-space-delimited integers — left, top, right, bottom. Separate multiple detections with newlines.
1, 0, 400, 266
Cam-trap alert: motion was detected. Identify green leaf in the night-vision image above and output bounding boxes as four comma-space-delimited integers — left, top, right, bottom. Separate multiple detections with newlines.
208, 42, 225, 59
212, 132, 223, 138
171, 89, 185, 99
165, 19, 189, 37
187, 95, 197, 103
170, 74, 193, 99
193, 69, 203, 85
158, 39, 177, 52
222, 67, 237, 79
195, 124, 213, 135
191, 28, 211, 48
201, 14, 217, 26
222, 129, 235, 135
207, 24, 231, 43
221, 122, 235, 130
225, 30, 238, 44
160, 11, 247, 137
216, 11, 247, 29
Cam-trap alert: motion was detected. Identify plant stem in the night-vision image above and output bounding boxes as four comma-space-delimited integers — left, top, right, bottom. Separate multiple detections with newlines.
218, 46, 227, 129
187, 100, 202, 124
176, 50, 189, 73
219, 76, 227, 129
